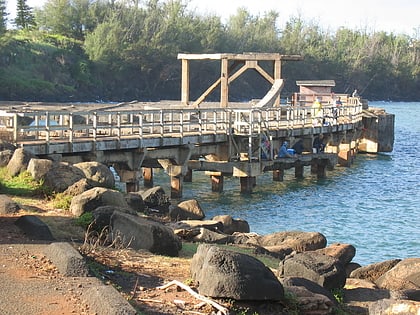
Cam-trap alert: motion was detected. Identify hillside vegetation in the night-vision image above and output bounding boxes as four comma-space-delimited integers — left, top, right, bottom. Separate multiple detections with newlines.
1, 0, 419, 102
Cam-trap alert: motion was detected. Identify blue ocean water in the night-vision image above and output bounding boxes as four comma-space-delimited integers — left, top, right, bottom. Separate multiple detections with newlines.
155, 102, 420, 266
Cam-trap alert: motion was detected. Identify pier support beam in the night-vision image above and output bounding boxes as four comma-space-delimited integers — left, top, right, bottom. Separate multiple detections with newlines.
240, 176, 256, 194
211, 173, 224, 192
143, 167, 154, 188
295, 163, 304, 179
184, 169, 192, 182
170, 175, 183, 199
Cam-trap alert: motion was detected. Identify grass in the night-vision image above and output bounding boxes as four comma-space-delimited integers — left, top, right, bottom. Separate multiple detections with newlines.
0, 168, 49, 196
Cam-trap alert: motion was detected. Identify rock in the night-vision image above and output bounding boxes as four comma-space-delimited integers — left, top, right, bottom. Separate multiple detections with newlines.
248, 231, 327, 256
43, 161, 85, 193
346, 262, 362, 277
283, 285, 334, 314
369, 299, 420, 315
70, 187, 130, 217
344, 278, 390, 313
125, 192, 146, 213
139, 186, 170, 213
0, 195, 20, 214
27, 158, 53, 181
279, 251, 347, 290
0, 149, 14, 167
192, 227, 235, 244
168, 219, 223, 232
73, 162, 115, 188
191, 244, 284, 300
6, 148, 35, 176
281, 277, 338, 306
92, 206, 136, 231
375, 258, 420, 290
350, 259, 401, 282
110, 211, 181, 257
14, 215, 55, 241
44, 242, 89, 277
255, 231, 327, 250
169, 199, 205, 221
0, 140, 16, 152
212, 215, 250, 235
63, 178, 93, 196
315, 243, 356, 265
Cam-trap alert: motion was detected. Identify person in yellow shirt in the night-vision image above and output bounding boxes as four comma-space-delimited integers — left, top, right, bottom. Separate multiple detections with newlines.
311, 97, 323, 125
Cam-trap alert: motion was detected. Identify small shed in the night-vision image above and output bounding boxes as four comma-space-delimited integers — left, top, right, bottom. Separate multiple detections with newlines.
295, 80, 336, 105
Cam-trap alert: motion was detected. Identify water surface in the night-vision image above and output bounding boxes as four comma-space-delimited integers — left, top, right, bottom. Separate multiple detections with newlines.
155, 102, 420, 265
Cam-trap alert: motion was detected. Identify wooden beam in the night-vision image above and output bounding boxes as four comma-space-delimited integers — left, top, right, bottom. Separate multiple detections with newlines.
220, 58, 229, 107
181, 59, 189, 105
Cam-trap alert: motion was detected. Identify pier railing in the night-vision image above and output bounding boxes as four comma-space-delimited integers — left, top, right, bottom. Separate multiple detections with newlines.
0, 103, 362, 150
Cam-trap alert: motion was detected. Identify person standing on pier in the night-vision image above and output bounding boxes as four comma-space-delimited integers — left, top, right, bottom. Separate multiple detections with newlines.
311, 97, 323, 126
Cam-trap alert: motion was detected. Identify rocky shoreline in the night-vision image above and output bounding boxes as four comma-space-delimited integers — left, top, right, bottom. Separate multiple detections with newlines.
1, 144, 419, 314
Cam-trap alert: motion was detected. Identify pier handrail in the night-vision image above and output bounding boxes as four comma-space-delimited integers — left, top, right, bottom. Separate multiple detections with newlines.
0, 104, 363, 152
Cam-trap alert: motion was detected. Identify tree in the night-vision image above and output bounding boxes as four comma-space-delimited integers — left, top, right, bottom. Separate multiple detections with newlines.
0, 0, 7, 34
14, 0, 36, 29
36, 0, 109, 40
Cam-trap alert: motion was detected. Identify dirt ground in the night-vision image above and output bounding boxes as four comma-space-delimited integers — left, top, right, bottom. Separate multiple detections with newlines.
0, 199, 289, 315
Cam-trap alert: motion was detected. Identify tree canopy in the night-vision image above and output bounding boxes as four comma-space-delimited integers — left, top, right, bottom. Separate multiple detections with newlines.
1, 0, 419, 102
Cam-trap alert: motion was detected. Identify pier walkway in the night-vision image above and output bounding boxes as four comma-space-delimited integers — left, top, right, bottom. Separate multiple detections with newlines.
0, 100, 363, 196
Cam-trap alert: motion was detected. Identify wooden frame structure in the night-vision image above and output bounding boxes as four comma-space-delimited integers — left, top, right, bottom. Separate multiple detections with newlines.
177, 53, 303, 107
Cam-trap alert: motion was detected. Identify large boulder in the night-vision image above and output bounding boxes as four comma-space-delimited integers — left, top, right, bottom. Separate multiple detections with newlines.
169, 199, 205, 221
73, 162, 115, 188
0, 195, 20, 214
110, 211, 181, 257
139, 186, 170, 213
191, 244, 284, 300
0, 150, 14, 167
125, 192, 146, 213
375, 258, 420, 290
249, 231, 327, 256
91, 206, 136, 231
212, 215, 250, 235
27, 158, 53, 181
350, 259, 401, 282
43, 161, 85, 193
369, 299, 420, 315
6, 148, 35, 176
279, 251, 347, 290
0, 140, 15, 152
70, 187, 129, 217
63, 178, 93, 196
315, 243, 356, 265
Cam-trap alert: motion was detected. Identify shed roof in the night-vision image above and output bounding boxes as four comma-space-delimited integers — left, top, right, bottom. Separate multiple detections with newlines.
296, 80, 336, 87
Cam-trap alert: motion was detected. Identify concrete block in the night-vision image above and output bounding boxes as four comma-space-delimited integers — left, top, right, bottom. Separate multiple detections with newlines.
44, 242, 88, 276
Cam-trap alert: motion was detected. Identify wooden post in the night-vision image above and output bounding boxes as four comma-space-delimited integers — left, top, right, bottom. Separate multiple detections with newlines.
181, 59, 189, 105
240, 176, 255, 194
338, 150, 351, 167
220, 58, 229, 107
295, 163, 304, 179
184, 168, 192, 182
316, 161, 327, 179
143, 167, 153, 188
171, 175, 183, 199
273, 58, 281, 106
273, 169, 284, 182
211, 175, 224, 192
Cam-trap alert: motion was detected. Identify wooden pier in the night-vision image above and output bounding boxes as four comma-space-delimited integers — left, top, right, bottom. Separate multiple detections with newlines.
0, 53, 390, 197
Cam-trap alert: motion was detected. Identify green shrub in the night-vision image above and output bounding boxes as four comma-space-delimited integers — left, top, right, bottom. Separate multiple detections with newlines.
75, 212, 94, 229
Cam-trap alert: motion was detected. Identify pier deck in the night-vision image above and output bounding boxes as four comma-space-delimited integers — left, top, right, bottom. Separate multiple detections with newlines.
1, 100, 362, 196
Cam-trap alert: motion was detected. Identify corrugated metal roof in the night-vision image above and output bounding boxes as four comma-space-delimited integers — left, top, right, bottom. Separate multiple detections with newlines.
296, 80, 336, 87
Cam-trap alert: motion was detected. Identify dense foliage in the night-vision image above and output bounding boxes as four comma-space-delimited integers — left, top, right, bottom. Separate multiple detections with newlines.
1, 0, 419, 102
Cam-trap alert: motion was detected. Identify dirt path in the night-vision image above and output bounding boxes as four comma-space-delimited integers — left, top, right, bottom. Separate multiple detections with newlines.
0, 216, 95, 315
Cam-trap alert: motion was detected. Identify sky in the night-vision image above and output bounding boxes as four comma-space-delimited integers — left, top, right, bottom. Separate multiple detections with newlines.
5, 0, 420, 36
